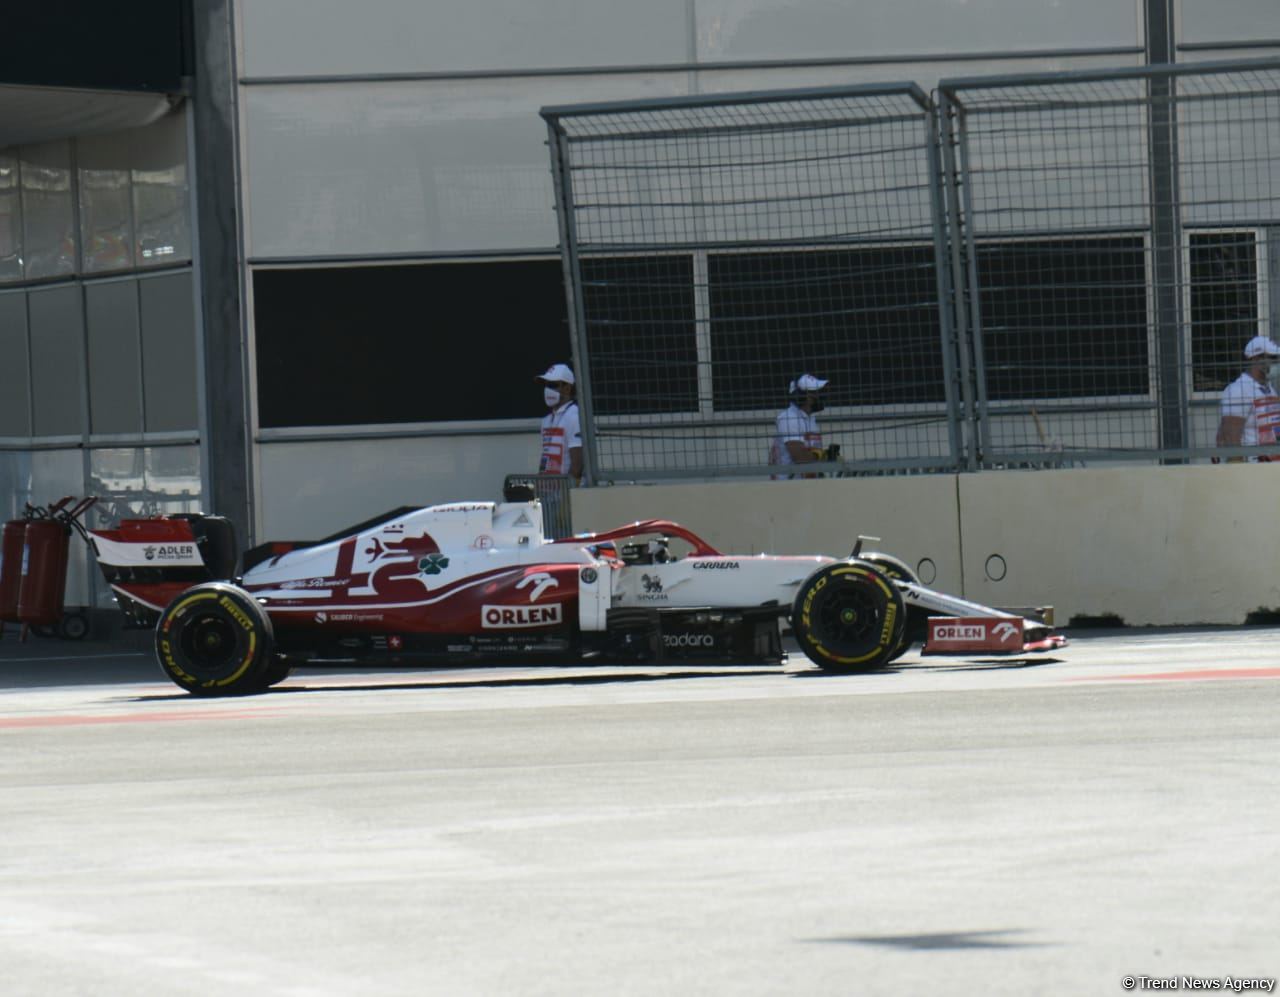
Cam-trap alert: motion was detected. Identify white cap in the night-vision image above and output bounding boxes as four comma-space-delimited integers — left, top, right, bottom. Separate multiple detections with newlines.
536, 363, 575, 384
789, 373, 829, 393
1245, 336, 1280, 359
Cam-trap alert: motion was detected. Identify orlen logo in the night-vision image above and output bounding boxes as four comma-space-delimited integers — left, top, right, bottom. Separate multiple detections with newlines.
481, 604, 562, 629
516, 572, 558, 602
934, 623, 986, 641
993, 621, 1019, 644
663, 632, 714, 648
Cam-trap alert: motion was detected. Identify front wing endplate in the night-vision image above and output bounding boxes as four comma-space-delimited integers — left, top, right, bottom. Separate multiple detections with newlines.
922, 616, 1067, 655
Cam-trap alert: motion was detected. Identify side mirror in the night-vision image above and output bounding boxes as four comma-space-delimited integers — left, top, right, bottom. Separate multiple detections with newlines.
849, 534, 881, 559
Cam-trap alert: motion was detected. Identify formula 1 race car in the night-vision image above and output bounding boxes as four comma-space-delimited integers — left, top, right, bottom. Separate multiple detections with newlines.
87, 483, 1064, 695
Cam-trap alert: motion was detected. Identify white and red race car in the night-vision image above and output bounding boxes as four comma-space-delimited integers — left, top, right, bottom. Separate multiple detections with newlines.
88, 484, 1064, 696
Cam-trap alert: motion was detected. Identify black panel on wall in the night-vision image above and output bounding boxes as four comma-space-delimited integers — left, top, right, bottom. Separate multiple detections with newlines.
708, 246, 944, 412
27, 285, 84, 437
140, 271, 199, 433
85, 281, 143, 435
0, 293, 31, 436
253, 261, 572, 429
1, 1, 190, 91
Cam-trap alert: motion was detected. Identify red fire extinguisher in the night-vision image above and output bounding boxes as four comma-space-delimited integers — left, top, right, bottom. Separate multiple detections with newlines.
0, 516, 28, 624
18, 516, 73, 627
9, 498, 96, 635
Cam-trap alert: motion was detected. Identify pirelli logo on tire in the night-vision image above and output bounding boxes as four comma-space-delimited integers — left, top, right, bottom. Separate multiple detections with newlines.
219, 595, 255, 631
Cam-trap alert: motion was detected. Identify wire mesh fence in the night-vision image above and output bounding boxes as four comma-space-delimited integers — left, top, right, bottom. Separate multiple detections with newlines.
544, 60, 1280, 480
941, 59, 1280, 465
542, 85, 961, 481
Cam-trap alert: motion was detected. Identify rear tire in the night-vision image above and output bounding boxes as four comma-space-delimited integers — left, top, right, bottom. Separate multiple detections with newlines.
792, 562, 906, 673
155, 582, 273, 696
257, 656, 294, 690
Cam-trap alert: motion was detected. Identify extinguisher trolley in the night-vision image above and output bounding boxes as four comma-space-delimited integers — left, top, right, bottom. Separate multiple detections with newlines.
0, 512, 29, 629
0, 497, 96, 641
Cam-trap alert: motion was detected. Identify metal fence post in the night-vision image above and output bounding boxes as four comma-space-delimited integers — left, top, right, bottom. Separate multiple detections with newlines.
938, 91, 980, 471
926, 98, 966, 472
1148, 69, 1188, 458
544, 116, 599, 486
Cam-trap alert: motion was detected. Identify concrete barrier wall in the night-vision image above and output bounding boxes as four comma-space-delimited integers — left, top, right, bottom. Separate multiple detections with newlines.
571, 464, 1280, 625
957, 465, 1280, 625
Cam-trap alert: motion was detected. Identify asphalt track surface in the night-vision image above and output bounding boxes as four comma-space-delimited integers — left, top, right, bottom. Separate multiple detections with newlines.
2, 628, 1279, 996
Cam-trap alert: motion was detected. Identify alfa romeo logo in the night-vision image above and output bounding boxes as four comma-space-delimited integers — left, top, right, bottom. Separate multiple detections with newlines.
419, 553, 450, 575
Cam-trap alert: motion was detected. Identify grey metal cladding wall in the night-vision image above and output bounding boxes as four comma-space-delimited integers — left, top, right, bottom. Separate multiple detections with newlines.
27, 285, 84, 437
139, 272, 197, 433
239, 0, 686, 77
1180, 0, 1280, 46
0, 292, 31, 436
85, 280, 143, 435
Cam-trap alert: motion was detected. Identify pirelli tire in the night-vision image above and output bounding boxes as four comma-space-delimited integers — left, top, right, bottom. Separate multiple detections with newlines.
853, 553, 917, 663
256, 655, 293, 696
257, 656, 294, 690
792, 561, 907, 674
155, 582, 274, 696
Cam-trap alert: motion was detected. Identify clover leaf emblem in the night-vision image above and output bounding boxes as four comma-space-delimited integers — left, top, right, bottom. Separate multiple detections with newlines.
419, 553, 450, 575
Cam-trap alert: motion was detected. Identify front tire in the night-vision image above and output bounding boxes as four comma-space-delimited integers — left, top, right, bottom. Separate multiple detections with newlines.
155, 583, 274, 696
792, 562, 906, 673
854, 553, 917, 662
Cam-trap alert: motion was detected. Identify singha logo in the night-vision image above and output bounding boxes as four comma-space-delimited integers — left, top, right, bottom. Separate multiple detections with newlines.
641, 574, 662, 594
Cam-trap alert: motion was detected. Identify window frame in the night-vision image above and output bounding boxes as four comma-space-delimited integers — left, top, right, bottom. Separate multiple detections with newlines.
1184, 226, 1266, 402
970, 231, 1155, 409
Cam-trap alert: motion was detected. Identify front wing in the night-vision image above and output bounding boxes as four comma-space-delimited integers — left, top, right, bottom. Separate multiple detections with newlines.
897, 581, 1065, 654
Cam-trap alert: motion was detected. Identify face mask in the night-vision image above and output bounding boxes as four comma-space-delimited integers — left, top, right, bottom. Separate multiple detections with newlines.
544, 388, 561, 407
809, 394, 825, 413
